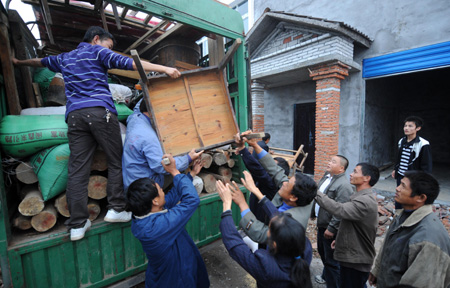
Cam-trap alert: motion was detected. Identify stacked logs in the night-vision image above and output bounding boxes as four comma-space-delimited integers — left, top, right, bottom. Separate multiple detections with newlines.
12, 149, 106, 233
197, 148, 236, 194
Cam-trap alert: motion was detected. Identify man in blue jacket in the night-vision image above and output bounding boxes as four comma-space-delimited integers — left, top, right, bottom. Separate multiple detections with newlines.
13, 26, 181, 241
126, 154, 209, 288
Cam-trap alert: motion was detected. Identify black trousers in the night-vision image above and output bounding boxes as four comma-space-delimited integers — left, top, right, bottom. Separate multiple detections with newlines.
317, 227, 340, 288
340, 265, 369, 288
66, 107, 126, 229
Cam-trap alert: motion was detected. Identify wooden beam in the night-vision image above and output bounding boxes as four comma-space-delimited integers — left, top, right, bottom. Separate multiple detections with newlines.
93, 0, 103, 12
130, 50, 165, 152
39, 0, 55, 44
143, 14, 152, 25
183, 77, 205, 147
120, 7, 129, 20
123, 20, 168, 54
9, 11, 37, 108
99, 3, 108, 32
139, 23, 183, 55
208, 36, 224, 66
0, 23, 21, 115
110, 2, 122, 30
218, 38, 242, 71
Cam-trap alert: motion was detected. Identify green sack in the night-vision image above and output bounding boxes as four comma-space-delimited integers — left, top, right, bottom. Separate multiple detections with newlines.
30, 143, 70, 201
115, 102, 133, 121
0, 115, 68, 158
33, 68, 56, 102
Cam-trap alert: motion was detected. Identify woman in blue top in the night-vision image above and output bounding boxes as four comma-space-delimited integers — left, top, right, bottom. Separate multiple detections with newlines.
217, 180, 313, 288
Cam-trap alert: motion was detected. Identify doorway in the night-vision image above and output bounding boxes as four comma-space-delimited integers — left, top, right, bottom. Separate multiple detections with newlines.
294, 103, 315, 174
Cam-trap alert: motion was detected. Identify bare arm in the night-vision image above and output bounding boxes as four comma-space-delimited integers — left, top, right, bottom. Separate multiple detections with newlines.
132, 61, 181, 79
12, 57, 44, 67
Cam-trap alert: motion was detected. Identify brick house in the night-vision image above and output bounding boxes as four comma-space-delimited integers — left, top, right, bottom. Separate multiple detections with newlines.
246, 7, 450, 181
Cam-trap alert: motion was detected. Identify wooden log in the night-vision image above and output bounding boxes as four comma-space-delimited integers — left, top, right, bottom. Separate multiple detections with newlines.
212, 152, 228, 166
201, 153, 213, 169
15, 162, 38, 184
31, 204, 57, 232
18, 184, 38, 199
13, 213, 32, 230
198, 172, 217, 193
227, 158, 235, 168
217, 166, 233, 181
87, 199, 101, 221
87, 175, 107, 200
54, 193, 70, 217
18, 188, 44, 216
91, 149, 108, 171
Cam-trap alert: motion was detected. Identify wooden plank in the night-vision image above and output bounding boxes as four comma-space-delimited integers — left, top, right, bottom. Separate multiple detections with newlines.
218, 38, 242, 71
138, 23, 184, 55
183, 77, 205, 147
123, 20, 167, 54
9, 11, 37, 108
174, 60, 199, 71
32, 83, 44, 107
0, 22, 21, 115
207, 36, 224, 66
131, 49, 164, 152
110, 2, 122, 30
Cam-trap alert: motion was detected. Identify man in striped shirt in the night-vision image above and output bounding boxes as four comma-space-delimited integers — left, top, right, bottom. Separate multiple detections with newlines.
391, 116, 432, 209
13, 26, 181, 241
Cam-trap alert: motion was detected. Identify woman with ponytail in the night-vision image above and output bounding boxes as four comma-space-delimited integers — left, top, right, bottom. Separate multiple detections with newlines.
217, 180, 313, 288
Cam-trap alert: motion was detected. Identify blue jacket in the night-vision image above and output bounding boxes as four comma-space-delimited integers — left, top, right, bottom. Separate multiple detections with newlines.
41, 42, 133, 120
122, 100, 190, 190
220, 197, 312, 288
239, 147, 277, 222
131, 174, 209, 288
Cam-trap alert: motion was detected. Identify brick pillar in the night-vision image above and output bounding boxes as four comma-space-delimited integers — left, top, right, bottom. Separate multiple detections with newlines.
309, 62, 349, 181
251, 81, 265, 133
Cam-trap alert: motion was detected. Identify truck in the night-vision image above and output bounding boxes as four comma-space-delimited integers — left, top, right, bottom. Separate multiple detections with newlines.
0, 0, 249, 286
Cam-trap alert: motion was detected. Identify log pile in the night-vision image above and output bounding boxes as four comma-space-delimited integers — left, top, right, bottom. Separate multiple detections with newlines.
12, 148, 108, 233
195, 148, 237, 194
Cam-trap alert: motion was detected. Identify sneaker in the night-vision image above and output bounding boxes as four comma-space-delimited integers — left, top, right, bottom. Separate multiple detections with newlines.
314, 275, 326, 284
104, 209, 132, 223
70, 219, 91, 241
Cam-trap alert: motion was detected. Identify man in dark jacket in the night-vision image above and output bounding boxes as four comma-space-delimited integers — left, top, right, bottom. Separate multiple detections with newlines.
313, 155, 354, 287
369, 171, 450, 288
126, 155, 209, 288
391, 116, 432, 209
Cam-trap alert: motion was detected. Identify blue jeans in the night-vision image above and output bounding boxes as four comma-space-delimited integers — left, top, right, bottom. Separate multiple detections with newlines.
317, 227, 340, 288
340, 265, 368, 288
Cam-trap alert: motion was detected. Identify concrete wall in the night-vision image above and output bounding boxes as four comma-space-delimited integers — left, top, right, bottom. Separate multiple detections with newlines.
264, 81, 316, 150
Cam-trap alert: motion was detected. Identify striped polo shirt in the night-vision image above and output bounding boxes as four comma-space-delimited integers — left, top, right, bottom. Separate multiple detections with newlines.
41, 42, 134, 120
398, 141, 413, 176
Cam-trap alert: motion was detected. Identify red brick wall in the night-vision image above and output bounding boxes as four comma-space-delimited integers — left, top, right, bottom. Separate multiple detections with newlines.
251, 81, 266, 133
309, 62, 349, 181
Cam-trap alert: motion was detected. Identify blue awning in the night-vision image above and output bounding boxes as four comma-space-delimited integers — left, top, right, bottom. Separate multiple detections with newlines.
363, 41, 450, 78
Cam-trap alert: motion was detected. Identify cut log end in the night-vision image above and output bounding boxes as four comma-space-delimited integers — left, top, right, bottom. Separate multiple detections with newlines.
13, 214, 32, 230
15, 162, 38, 184
31, 205, 57, 232
54, 193, 70, 217
87, 200, 101, 221
88, 175, 107, 200
18, 190, 44, 216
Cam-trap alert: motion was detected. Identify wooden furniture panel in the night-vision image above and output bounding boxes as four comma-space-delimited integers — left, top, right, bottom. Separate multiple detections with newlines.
146, 67, 238, 156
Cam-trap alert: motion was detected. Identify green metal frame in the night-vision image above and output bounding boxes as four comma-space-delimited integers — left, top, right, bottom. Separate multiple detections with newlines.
1, 1, 249, 287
